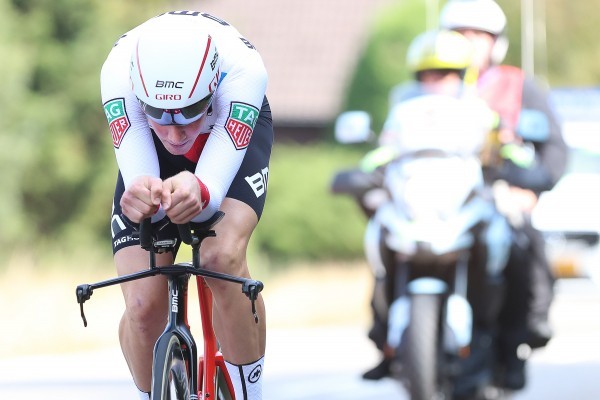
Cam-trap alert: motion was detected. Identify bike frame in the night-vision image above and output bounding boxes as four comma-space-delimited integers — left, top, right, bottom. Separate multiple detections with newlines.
76, 212, 262, 400
196, 273, 236, 398
157, 263, 237, 399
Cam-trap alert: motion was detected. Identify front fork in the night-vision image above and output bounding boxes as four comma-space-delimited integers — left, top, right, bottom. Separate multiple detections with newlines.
157, 273, 200, 398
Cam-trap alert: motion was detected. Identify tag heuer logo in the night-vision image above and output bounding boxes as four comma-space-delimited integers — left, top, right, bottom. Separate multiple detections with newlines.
104, 98, 131, 148
225, 102, 259, 150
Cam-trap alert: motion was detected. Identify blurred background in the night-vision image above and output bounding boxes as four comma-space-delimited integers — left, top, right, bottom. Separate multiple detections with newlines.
1, 0, 600, 398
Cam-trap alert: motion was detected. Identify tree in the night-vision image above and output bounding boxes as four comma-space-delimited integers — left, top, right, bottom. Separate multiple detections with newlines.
0, 0, 163, 253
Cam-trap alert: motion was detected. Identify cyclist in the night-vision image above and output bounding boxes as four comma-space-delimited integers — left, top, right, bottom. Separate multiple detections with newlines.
101, 11, 271, 400
440, 0, 567, 389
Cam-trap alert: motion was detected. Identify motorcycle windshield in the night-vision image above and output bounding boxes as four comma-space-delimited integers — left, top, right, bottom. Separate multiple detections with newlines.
375, 82, 496, 254
381, 155, 488, 255
386, 156, 483, 222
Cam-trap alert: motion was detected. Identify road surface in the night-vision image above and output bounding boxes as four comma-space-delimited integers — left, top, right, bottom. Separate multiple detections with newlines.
1, 278, 599, 399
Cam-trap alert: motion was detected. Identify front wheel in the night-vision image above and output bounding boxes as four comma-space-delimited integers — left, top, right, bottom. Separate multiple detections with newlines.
404, 294, 449, 400
152, 334, 191, 400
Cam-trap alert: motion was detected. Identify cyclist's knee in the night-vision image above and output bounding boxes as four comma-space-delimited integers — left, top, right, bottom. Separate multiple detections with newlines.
202, 239, 247, 276
123, 283, 168, 329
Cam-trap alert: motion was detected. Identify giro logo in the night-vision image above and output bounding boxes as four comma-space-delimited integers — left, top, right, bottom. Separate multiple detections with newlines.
248, 364, 262, 383
244, 167, 269, 198
225, 102, 259, 150
104, 98, 130, 148
156, 94, 182, 100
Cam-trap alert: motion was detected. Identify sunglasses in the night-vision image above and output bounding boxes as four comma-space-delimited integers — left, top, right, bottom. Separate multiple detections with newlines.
138, 93, 213, 126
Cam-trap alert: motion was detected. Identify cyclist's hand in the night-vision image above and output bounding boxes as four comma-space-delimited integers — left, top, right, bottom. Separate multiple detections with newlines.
161, 171, 203, 224
120, 175, 162, 223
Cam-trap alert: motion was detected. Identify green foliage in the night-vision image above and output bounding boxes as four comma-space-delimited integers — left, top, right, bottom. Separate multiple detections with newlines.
497, 0, 600, 86
251, 143, 368, 264
343, 0, 428, 133
0, 0, 166, 255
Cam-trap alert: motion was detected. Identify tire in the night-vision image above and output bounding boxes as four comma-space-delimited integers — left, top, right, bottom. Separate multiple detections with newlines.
152, 334, 191, 400
405, 294, 446, 400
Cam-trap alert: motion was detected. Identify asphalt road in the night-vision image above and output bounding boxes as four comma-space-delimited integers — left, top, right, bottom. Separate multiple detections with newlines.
1, 278, 599, 399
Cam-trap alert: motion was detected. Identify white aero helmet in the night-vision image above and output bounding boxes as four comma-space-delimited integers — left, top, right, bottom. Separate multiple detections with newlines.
130, 17, 221, 125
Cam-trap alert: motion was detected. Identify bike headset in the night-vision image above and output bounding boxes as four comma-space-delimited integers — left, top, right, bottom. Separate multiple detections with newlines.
439, 0, 509, 65
406, 29, 478, 88
130, 17, 222, 126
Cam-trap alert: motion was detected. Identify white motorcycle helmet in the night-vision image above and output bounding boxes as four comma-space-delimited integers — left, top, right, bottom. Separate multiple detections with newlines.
130, 17, 221, 125
439, 0, 509, 65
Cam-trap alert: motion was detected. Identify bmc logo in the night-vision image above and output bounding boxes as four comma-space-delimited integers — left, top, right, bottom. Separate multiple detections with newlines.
244, 167, 269, 198
156, 80, 184, 88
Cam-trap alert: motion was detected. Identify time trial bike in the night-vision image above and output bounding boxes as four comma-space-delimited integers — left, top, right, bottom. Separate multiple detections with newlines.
76, 211, 263, 400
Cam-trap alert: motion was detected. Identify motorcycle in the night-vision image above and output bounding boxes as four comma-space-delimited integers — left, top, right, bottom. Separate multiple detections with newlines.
331, 84, 514, 399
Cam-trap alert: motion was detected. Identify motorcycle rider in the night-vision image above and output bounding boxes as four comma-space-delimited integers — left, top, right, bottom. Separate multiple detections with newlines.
439, 0, 567, 389
346, 29, 506, 381
338, 29, 482, 220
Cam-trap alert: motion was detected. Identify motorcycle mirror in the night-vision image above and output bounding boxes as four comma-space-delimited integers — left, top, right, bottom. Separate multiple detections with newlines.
516, 109, 550, 142
334, 111, 373, 144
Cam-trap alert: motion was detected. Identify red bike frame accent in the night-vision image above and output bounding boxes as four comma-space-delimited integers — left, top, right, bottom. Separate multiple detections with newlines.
196, 277, 237, 399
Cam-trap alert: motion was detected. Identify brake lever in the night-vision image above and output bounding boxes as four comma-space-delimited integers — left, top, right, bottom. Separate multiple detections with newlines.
76, 284, 93, 327
242, 281, 264, 324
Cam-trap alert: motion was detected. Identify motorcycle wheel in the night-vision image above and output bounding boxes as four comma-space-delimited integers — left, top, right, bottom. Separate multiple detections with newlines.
404, 293, 450, 400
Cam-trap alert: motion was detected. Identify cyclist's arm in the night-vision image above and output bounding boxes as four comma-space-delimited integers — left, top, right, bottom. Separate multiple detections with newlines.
192, 48, 268, 222
100, 30, 161, 187
100, 30, 164, 221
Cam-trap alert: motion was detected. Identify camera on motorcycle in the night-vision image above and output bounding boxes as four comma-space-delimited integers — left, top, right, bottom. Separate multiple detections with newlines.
334, 111, 374, 144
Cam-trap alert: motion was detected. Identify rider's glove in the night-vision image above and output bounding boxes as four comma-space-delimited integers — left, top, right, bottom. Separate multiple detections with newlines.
499, 143, 535, 169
